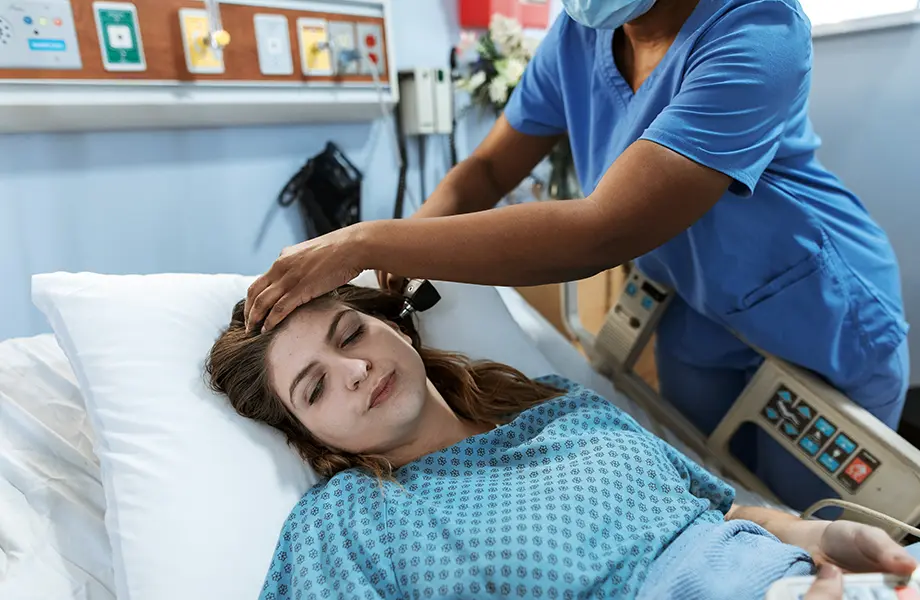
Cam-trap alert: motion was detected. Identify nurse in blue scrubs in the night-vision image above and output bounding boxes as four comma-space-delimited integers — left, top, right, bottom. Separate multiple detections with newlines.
244, 0, 910, 511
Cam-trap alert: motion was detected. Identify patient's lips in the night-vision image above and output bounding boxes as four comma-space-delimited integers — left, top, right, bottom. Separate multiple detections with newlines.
369, 371, 396, 410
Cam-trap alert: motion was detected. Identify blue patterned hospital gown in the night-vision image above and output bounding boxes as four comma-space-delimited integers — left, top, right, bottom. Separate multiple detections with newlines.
259, 376, 813, 600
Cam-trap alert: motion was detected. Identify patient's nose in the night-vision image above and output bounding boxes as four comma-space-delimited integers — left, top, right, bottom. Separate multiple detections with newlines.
343, 358, 370, 391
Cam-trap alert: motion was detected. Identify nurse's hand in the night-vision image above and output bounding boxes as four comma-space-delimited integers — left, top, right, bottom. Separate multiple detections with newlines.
245, 225, 366, 332
810, 519, 917, 575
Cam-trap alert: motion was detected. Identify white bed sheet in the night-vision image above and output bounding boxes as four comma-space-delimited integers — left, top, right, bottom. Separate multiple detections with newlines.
0, 291, 785, 600
0, 334, 115, 600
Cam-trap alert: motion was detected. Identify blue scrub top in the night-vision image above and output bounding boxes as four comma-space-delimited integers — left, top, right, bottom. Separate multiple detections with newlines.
504, 0, 907, 394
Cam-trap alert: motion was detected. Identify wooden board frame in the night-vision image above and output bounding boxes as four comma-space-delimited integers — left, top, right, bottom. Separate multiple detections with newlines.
0, 0, 390, 83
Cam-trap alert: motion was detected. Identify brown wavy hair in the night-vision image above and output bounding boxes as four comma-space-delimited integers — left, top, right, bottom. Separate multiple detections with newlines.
206, 284, 562, 479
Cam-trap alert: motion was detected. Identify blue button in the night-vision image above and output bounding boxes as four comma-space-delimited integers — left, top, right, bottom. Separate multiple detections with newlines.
28, 38, 66, 51
814, 417, 836, 437
765, 407, 779, 421
818, 452, 840, 472
798, 436, 820, 456
641, 296, 653, 310
626, 283, 637, 296
782, 422, 799, 437
834, 434, 856, 454
24, 16, 33, 24
796, 404, 812, 420
778, 390, 794, 404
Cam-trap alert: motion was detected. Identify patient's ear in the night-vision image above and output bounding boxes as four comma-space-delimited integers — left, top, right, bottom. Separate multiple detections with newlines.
384, 319, 412, 343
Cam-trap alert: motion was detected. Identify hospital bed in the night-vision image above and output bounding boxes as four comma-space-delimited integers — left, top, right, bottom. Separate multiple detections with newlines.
1, 276, 918, 600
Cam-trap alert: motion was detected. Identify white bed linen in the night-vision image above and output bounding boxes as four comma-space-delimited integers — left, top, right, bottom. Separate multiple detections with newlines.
0, 334, 115, 600
0, 290, 785, 600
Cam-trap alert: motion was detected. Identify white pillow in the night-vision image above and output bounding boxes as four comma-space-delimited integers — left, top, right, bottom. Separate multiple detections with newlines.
31, 271, 556, 600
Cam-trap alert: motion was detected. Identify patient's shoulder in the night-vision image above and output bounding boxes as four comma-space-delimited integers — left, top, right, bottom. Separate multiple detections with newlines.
286, 469, 383, 520
535, 374, 612, 406
529, 374, 630, 418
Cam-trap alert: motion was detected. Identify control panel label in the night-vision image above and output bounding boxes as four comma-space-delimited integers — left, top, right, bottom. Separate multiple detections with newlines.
28, 38, 65, 50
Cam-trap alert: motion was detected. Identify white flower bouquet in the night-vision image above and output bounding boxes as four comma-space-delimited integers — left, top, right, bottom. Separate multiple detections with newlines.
454, 14, 581, 202
455, 14, 540, 111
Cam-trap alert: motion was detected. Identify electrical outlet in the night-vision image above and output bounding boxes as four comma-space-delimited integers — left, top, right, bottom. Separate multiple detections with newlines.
356, 22, 384, 76
179, 7, 223, 74
254, 13, 292, 76
328, 20, 356, 75
296, 17, 332, 76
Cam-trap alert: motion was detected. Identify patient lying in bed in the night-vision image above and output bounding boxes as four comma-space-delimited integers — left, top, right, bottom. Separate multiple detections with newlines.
206, 284, 916, 600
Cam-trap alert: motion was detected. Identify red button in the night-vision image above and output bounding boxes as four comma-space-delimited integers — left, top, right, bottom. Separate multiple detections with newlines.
54, 18, 62, 26
369, 52, 378, 64
844, 458, 872, 484
365, 34, 376, 48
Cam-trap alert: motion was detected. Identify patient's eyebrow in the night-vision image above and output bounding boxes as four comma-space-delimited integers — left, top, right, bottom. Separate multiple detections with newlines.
287, 309, 354, 402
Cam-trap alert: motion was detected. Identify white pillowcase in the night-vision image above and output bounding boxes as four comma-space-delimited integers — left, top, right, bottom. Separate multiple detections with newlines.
31, 271, 556, 600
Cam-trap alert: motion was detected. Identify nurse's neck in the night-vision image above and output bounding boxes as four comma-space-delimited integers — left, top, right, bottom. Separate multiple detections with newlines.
616, 0, 700, 91
622, 0, 700, 45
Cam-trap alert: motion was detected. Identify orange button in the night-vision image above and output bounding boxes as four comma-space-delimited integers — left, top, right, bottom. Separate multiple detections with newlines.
365, 34, 376, 48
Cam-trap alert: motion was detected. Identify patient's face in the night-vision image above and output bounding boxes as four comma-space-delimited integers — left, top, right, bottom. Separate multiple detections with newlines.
266, 302, 429, 456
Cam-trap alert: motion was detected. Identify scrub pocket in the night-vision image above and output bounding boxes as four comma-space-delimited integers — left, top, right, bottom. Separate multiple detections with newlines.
720, 234, 907, 396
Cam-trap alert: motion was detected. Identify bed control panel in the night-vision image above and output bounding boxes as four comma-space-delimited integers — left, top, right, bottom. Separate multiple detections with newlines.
594, 269, 673, 373
709, 356, 920, 538
760, 385, 882, 493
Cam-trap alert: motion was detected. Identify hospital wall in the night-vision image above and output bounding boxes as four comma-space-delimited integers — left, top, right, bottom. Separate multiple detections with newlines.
2, 5, 919, 388
0, 0, 548, 341
809, 26, 920, 386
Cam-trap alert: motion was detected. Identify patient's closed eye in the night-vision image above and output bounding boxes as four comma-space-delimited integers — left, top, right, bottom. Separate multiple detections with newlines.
341, 325, 364, 347
309, 376, 325, 405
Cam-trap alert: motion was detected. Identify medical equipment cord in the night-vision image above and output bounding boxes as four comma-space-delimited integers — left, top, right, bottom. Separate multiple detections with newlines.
393, 81, 409, 219
448, 48, 459, 167
801, 499, 920, 540
418, 136, 427, 201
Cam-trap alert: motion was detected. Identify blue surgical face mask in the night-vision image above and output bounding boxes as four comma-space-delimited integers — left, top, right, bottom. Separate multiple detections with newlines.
563, 0, 657, 30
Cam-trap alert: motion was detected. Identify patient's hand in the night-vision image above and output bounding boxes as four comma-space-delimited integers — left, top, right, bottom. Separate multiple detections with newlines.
727, 505, 916, 581
810, 520, 917, 575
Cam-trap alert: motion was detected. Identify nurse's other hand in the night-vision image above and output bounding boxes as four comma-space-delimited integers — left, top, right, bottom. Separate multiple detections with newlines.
245, 226, 365, 332
803, 565, 843, 599
375, 269, 407, 294
811, 520, 917, 576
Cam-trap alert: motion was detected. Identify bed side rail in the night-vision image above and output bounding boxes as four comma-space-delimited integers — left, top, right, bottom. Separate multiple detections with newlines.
562, 272, 920, 540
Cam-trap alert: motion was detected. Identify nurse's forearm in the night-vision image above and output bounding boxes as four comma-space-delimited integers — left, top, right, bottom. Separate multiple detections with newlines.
358, 140, 732, 287
357, 199, 614, 287
412, 155, 506, 218
413, 117, 561, 219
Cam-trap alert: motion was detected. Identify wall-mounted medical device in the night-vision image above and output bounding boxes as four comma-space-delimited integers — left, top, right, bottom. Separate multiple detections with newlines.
0, 0, 397, 133
398, 67, 452, 136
